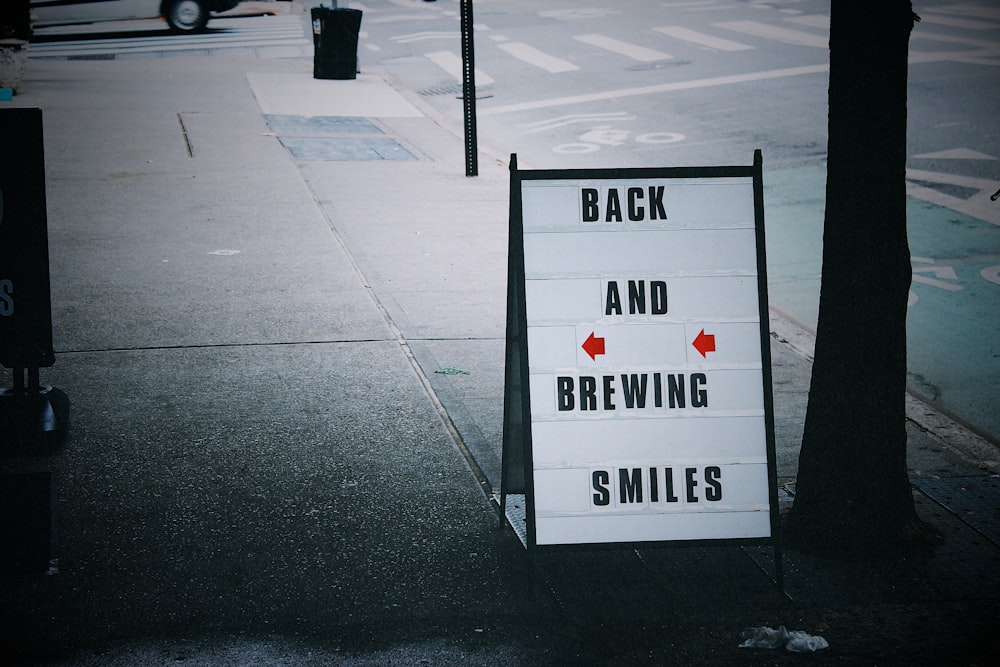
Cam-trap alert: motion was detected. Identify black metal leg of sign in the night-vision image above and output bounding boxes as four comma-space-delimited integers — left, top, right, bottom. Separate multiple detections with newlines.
500, 154, 537, 549
500, 155, 523, 524
748, 148, 785, 594
1, 367, 69, 453
460, 0, 478, 177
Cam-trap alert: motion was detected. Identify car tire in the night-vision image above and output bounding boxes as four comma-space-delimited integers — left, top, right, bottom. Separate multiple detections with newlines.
165, 0, 209, 32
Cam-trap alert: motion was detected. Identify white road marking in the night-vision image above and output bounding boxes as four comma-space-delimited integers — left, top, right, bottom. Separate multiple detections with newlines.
425, 50, 495, 85
30, 34, 308, 58
573, 34, 672, 62
653, 25, 754, 52
713, 20, 828, 48
926, 4, 1000, 19
521, 112, 636, 133
29, 15, 308, 58
912, 148, 997, 160
539, 8, 620, 21
912, 258, 964, 292
661, 1, 718, 8
391, 31, 459, 43
906, 168, 1000, 226
920, 14, 1000, 30
635, 132, 685, 144
554, 143, 601, 154
907, 169, 999, 191
368, 14, 439, 24
784, 15, 829, 29
981, 266, 1000, 286
496, 41, 579, 73
912, 30, 1000, 50
481, 64, 828, 116
390, 0, 440, 9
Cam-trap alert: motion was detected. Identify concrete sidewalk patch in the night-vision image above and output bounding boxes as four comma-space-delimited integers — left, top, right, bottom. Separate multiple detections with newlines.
265, 114, 417, 161
279, 135, 417, 161
264, 114, 384, 136
248, 71, 422, 117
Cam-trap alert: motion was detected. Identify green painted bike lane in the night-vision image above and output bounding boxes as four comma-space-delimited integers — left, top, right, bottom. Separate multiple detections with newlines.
764, 165, 1000, 444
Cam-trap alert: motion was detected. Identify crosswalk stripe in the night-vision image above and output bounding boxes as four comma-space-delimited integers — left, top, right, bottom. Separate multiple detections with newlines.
913, 148, 998, 160
367, 13, 440, 24
401, 12, 991, 90
391, 31, 459, 43
424, 50, 495, 85
573, 34, 672, 62
661, 1, 719, 7
496, 41, 578, 73
35, 26, 306, 49
713, 20, 828, 48
784, 15, 829, 30
653, 26, 753, 52
30, 36, 309, 58
31, 33, 307, 48
926, 5, 1000, 19
920, 14, 1000, 30
29, 17, 308, 59
31, 38, 309, 59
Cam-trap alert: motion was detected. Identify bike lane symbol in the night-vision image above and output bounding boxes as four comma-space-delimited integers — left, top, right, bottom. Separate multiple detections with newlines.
554, 127, 685, 154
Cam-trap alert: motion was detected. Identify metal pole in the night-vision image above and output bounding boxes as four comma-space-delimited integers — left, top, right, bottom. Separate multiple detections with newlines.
460, 0, 478, 177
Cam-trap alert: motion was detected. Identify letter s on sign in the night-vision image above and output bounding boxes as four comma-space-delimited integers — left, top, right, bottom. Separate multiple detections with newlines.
0, 279, 12, 317
592, 470, 610, 506
0, 189, 11, 316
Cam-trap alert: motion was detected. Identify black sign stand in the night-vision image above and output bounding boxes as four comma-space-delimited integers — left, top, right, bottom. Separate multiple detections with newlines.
500, 154, 529, 517
0, 108, 69, 452
500, 151, 783, 591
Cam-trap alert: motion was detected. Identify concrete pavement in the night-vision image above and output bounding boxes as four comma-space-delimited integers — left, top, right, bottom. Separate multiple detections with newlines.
1, 47, 998, 665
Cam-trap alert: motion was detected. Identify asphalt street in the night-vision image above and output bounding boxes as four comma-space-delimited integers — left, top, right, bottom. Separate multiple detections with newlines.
341, 0, 1000, 444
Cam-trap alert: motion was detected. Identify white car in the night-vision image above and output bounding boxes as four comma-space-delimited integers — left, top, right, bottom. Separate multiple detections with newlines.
30, 0, 241, 33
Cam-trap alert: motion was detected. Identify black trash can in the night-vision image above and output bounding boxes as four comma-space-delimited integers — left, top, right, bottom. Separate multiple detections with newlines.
311, 6, 363, 80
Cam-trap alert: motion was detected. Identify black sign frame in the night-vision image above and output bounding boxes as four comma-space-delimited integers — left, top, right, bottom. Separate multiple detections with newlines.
0, 107, 55, 369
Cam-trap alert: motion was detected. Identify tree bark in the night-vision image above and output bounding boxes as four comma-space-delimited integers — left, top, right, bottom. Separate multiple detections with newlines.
786, 0, 934, 558
0, 0, 31, 41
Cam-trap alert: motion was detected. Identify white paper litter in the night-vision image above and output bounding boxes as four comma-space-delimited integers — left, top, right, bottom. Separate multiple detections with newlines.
740, 625, 829, 652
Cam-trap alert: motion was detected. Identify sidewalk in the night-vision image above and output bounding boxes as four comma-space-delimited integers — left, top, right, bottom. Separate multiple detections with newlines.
1, 51, 998, 665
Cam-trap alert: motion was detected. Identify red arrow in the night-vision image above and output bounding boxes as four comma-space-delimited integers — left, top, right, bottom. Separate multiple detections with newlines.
582, 332, 606, 360
692, 329, 716, 358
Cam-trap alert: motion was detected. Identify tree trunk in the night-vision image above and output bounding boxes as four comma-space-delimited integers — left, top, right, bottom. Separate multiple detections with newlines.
0, 0, 31, 41
786, 0, 934, 558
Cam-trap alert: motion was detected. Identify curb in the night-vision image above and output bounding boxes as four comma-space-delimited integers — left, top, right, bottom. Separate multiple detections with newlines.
770, 307, 1000, 474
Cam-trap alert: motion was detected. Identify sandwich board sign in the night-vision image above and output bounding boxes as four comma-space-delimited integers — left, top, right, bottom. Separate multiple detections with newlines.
501, 151, 780, 560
